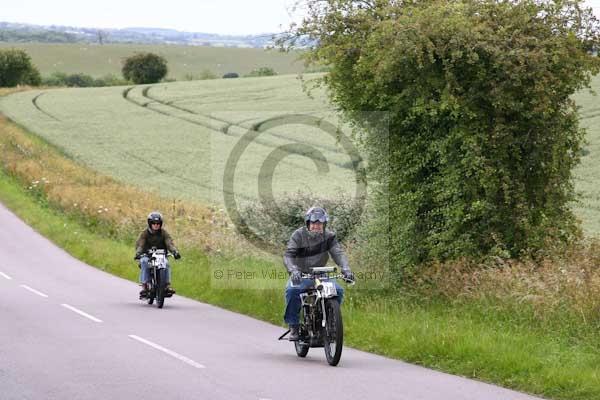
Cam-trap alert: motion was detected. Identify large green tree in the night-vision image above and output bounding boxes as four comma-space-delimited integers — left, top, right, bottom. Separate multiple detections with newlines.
121, 52, 168, 84
284, 0, 600, 266
0, 49, 41, 87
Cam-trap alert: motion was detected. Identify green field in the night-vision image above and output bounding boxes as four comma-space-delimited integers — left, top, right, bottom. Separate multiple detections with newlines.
572, 75, 600, 235
0, 74, 362, 207
0, 42, 306, 79
1, 72, 598, 234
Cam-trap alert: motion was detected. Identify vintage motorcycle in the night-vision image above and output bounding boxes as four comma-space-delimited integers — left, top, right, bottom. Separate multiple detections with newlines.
279, 266, 355, 366
139, 247, 173, 309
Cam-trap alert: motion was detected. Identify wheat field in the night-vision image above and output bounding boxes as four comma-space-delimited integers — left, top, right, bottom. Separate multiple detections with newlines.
0, 74, 364, 209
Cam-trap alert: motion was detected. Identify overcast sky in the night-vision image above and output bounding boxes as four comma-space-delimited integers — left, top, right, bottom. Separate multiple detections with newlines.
0, 0, 299, 35
0, 0, 599, 36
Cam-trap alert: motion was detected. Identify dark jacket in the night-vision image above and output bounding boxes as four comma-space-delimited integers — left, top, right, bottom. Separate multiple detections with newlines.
283, 227, 350, 274
135, 228, 178, 255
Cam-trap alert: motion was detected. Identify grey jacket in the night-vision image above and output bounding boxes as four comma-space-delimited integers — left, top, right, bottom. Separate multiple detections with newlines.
283, 227, 350, 274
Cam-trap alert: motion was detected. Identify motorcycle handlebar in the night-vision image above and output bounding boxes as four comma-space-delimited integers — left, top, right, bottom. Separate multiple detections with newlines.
299, 273, 355, 285
135, 250, 173, 260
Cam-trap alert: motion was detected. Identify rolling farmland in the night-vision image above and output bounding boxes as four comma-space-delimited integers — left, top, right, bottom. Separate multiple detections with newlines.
1, 73, 599, 235
0, 43, 306, 79
0, 74, 362, 208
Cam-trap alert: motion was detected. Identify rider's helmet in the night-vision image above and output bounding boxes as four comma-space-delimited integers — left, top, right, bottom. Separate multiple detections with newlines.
147, 211, 163, 230
305, 206, 328, 231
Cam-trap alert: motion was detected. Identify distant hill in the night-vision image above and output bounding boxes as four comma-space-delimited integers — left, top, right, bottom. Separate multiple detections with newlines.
0, 21, 275, 48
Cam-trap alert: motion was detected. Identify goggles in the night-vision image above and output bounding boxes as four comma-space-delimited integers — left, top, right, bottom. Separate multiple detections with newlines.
308, 214, 327, 223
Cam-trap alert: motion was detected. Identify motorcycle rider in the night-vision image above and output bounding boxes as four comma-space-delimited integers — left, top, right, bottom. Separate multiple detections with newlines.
283, 206, 355, 341
134, 211, 181, 298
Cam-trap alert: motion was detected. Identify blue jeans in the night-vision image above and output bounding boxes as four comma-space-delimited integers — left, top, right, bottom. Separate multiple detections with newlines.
139, 256, 172, 284
284, 278, 344, 326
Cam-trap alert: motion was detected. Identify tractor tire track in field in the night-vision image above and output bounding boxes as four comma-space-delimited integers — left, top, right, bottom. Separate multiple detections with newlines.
141, 86, 355, 167
32, 93, 60, 121
123, 87, 228, 132
140, 86, 276, 137
143, 87, 231, 133
123, 151, 166, 174
122, 87, 196, 122
152, 84, 282, 107
123, 86, 356, 173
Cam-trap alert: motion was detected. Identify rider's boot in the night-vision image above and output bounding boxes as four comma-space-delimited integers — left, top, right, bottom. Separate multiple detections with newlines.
288, 325, 300, 341
139, 283, 149, 299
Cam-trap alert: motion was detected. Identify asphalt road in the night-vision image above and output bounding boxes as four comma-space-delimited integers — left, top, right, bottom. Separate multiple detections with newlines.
0, 202, 545, 400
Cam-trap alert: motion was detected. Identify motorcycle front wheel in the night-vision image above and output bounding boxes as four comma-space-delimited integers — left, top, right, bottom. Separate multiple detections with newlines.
323, 299, 343, 366
156, 269, 167, 309
147, 282, 155, 305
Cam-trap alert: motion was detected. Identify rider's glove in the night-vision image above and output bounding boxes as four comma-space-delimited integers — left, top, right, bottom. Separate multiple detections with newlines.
342, 269, 355, 282
173, 251, 181, 260
290, 269, 302, 285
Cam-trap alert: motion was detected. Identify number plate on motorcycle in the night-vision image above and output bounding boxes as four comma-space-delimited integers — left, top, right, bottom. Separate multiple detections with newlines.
153, 254, 168, 269
321, 281, 337, 297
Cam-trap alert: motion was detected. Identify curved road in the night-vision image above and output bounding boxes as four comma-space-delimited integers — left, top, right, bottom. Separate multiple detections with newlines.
0, 203, 544, 400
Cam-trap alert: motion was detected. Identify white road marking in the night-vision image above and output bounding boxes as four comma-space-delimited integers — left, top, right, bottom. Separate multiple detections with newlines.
61, 304, 103, 323
128, 334, 206, 369
0, 271, 12, 280
20, 284, 48, 298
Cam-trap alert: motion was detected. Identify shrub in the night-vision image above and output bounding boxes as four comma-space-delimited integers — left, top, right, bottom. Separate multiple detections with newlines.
238, 192, 365, 250
41, 72, 69, 87
64, 73, 95, 87
184, 69, 217, 81
121, 52, 168, 84
42, 72, 98, 87
244, 67, 277, 77
0, 49, 41, 87
93, 73, 128, 87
